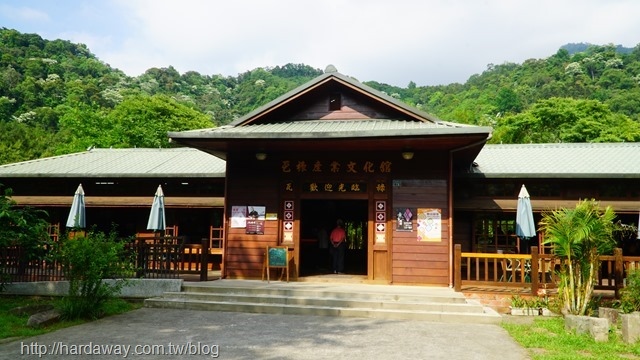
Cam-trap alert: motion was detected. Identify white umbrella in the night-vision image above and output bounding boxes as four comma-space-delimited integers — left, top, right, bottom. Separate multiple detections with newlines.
516, 184, 536, 253
66, 184, 85, 228
146, 185, 166, 232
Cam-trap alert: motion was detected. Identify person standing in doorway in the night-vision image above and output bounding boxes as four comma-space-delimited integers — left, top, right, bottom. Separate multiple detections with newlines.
330, 219, 346, 274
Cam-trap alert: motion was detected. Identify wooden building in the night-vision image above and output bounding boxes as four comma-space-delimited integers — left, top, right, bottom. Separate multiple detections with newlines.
453, 143, 640, 255
0, 148, 226, 244
169, 67, 492, 286
3, 67, 639, 288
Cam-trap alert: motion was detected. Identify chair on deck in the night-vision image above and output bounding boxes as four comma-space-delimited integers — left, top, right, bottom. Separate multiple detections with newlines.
499, 258, 519, 282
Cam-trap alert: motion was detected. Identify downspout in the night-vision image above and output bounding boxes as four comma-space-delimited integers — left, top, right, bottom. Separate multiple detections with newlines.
448, 134, 492, 287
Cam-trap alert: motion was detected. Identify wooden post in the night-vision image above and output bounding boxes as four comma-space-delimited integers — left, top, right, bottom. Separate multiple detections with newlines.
614, 247, 624, 298
531, 246, 539, 296
136, 238, 145, 278
200, 238, 209, 281
454, 244, 462, 292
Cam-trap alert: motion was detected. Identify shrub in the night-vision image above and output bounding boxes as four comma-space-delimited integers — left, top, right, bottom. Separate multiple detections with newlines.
0, 184, 51, 291
539, 199, 619, 315
57, 229, 134, 320
619, 268, 640, 313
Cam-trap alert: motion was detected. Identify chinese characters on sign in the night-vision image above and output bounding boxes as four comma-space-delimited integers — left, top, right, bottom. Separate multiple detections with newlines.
303, 182, 367, 193
245, 206, 266, 235
417, 208, 441, 242
282, 160, 392, 174
285, 181, 386, 193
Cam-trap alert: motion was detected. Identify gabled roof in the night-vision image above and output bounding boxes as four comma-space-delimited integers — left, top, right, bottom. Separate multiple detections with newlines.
228, 70, 453, 127
169, 68, 492, 164
0, 148, 226, 178
465, 142, 640, 178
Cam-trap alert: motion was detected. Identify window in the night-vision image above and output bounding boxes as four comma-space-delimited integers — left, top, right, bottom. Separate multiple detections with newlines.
329, 93, 341, 111
473, 215, 518, 253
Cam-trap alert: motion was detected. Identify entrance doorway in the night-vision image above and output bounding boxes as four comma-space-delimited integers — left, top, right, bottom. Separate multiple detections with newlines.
299, 199, 368, 276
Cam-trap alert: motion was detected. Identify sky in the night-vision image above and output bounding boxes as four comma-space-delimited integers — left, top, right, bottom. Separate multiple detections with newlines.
1, 0, 639, 87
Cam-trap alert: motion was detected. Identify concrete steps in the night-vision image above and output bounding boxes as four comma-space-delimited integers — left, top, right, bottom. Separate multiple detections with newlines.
144, 280, 502, 324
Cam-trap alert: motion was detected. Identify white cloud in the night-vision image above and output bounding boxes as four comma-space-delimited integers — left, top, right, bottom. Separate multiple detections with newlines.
0, 4, 50, 23
3, 0, 640, 86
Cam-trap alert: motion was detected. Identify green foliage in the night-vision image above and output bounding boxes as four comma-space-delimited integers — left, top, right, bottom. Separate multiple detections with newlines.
539, 199, 620, 315
0, 184, 51, 291
56, 229, 134, 320
0, 296, 141, 339
509, 295, 550, 309
1, 28, 640, 165
105, 94, 213, 148
503, 317, 640, 359
491, 97, 640, 144
618, 268, 640, 313
510, 294, 528, 308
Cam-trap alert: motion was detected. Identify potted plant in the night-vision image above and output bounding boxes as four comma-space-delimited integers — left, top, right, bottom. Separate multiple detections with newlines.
509, 295, 539, 316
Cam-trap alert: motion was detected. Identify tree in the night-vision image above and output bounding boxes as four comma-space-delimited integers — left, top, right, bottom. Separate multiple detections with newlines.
491, 97, 640, 144
495, 87, 522, 114
0, 184, 51, 289
105, 94, 213, 148
539, 199, 619, 315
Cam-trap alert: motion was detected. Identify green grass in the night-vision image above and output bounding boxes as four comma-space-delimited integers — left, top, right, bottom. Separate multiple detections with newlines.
0, 296, 142, 341
503, 317, 640, 359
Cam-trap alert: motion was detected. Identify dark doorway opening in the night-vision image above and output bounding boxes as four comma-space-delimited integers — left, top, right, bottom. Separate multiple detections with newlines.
299, 199, 368, 276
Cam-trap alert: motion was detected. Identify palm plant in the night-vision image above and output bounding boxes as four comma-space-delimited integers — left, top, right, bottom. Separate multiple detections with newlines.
539, 199, 619, 315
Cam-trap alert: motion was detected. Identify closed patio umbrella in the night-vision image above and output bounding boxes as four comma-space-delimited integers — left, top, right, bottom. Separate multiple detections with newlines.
146, 185, 166, 232
516, 184, 536, 253
66, 184, 85, 229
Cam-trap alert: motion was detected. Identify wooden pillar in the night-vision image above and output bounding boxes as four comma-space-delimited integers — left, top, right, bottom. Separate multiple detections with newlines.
200, 238, 209, 281
614, 247, 624, 298
530, 246, 539, 296
454, 244, 462, 292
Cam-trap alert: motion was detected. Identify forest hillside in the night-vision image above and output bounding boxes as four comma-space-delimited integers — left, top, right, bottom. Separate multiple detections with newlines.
1, 28, 639, 164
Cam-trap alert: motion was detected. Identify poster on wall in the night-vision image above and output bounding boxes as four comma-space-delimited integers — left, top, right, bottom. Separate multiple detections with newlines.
417, 208, 441, 242
395, 208, 414, 231
230, 206, 247, 228
246, 206, 266, 235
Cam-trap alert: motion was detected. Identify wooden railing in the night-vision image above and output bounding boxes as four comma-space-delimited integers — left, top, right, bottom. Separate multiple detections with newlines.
455, 245, 640, 298
1, 237, 214, 283
132, 237, 211, 281
0, 245, 64, 283
454, 245, 554, 295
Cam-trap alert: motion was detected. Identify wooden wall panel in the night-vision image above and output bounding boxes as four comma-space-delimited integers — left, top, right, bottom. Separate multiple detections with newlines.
224, 160, 281, 278
290, 93, 396, 120
391, 179, 450, 285
373, 250, 388, 280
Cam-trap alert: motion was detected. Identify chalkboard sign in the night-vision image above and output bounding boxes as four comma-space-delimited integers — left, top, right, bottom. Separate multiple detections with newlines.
268, 247, 287, 267
263, 246, 290, 283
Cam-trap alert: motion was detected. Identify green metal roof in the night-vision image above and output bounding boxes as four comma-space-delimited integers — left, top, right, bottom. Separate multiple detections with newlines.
466, 143, 640, 178
0, 148, 226, 178
1, 143, 638, 179
172, 119, 490, 140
